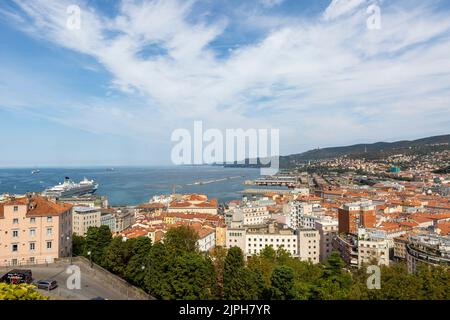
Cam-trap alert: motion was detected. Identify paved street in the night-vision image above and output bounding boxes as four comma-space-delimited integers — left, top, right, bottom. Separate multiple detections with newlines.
0, 263, 136, 300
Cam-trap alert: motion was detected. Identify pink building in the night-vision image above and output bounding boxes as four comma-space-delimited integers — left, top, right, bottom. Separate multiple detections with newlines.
0, 195, 73, 267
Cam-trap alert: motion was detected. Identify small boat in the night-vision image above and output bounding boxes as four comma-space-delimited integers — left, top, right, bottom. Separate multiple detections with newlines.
31, 170, 41, 175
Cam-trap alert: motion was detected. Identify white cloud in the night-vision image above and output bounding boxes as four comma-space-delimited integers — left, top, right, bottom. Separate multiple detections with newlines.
1, 0, 450, 160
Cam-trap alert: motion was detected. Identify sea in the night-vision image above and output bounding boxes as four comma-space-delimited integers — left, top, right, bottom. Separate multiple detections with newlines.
0, 166, 264, 206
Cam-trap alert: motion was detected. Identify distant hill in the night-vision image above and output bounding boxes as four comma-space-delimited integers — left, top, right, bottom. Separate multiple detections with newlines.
280, 134, 450, 168
222, 134, 450, 169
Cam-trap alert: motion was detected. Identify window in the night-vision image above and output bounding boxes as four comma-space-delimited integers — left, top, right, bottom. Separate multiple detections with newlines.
12, 230, 19, 238
46, 241, 52, 249
29, 229, 36, 237
12, 244, 18, 252
46, 228, 53, 236
47, 216, 53, 223
13, 206, 18, 212
12, 218, 19, 224
30, 217, 36, 224
29, 243, 36, 251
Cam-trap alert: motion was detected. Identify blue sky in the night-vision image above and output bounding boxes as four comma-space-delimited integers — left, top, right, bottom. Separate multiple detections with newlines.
1, 0, 450, 167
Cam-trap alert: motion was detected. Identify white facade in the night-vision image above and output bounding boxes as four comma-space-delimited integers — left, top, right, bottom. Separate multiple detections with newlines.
197, 230, 216, 252
287, 201, 313, 229
72, 206, 101, 236
298, 229, 320, 264
315, 218, 338, 262
245, 232, 298, 257
357, 229, 390, 267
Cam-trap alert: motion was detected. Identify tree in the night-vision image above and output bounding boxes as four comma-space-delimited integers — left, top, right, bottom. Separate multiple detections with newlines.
85, 225, 113, 265
144, 242, 171, 298
311, 252, 352, 300
223, 247, 264, 299
0, 283, 48, 300
208, 246, 228, 298
270, 265, 296, 300
125, 236, 153, 287
102, 236, 135, 277
164, 225, 199, 253
163, 252, 219, 300
72, 234, 86, 256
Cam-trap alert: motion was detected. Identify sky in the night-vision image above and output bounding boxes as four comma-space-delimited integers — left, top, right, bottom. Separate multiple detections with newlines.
0, 0, 450, 167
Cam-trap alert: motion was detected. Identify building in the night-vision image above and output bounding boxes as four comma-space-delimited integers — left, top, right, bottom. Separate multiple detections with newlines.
297, 229, 320, 263
287, 201, 313, 230
100, 211, 116, 232
245, 222, 299, 257
332, 234, 358, 267
406, 234, 450, 273
0, 195, 72, 266
338, 201, 376, 234
226, 228, 246, 250
357, 229, 390, 267
167, 194, 218, 215
393, 235, 409, 261
72, 206, 101, 236
315, 218, 338, 262
196, 227, 216, 252
57, 194, 108, 208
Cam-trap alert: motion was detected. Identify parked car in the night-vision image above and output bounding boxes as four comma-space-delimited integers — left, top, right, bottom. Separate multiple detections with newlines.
90, 296, 107, 300
0, 269, 33, 284
36, 279, 58, 291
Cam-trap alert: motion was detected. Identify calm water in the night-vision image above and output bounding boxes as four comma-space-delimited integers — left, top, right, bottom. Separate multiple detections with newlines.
0, 166, 262, 206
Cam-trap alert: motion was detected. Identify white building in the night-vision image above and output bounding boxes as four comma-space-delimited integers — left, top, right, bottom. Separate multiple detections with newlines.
298, 229, 320, 264
72, 206, 101, 236
315, 218, 338, 262
357, 229, 390, 267
287, 201, 313, 229
197, 228, 216, 252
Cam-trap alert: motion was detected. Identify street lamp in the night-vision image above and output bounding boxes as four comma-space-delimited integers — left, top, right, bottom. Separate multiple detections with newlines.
87, 251, 93, 268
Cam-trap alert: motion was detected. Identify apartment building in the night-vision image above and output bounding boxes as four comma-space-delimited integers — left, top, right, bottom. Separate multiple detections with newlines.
358, 229, 390, 267
298, 229, 320, 264
338, 201, 376, 234
406, 234, 450, 273
315, 218, 338, 262
225, 207, 271, 228
0, 195, 72, 266
72, 206, 101, 236
287, 201, 313, 230
245, 223, 299, 257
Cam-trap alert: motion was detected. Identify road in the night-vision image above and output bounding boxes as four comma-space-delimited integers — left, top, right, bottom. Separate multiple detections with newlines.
1, 263, 133, 300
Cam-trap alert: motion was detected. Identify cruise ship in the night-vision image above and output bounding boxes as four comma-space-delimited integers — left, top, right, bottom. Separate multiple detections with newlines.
43, 177, 99, 197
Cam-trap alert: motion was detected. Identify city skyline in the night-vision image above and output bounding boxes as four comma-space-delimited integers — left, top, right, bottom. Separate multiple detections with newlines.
1, 0, 450, 167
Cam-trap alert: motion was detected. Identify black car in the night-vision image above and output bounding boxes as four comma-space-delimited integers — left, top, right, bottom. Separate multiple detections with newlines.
36, 279, 58, 291
0, 269, 33, 284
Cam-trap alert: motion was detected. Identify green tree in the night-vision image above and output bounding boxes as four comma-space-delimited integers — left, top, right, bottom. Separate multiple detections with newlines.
102, 236, 135, 277
270, 265, 296, 300
0, 283, 48, 300
125, 236, 153, 287
71, 234, 86, 256
144, 242, 171, 298
312, 252, 352, 300
223, 247, 264, 299
163, 252, 219, 300
164, 225, 199, 253
84, 225, 112, 265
